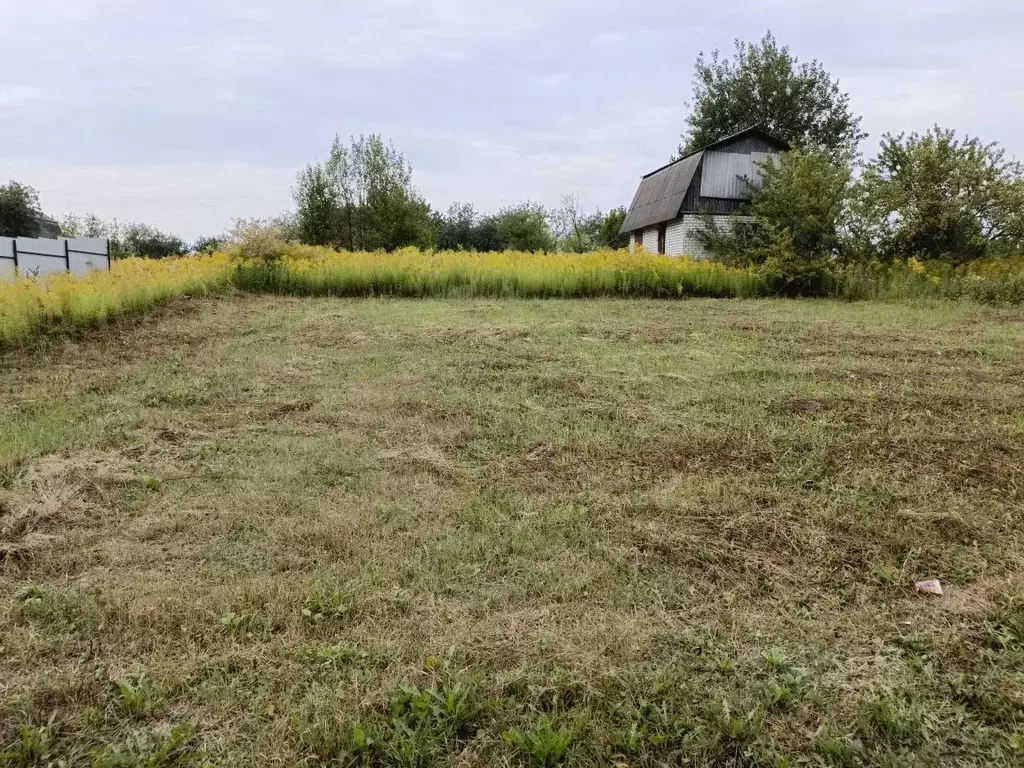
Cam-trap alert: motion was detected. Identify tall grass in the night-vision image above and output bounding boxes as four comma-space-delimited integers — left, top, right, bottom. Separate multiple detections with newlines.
837, 255, 1024, 303
0, 253, 232, 350
3, 246, 1022, 353
232, 245, 767, 299
233, 244, 1024, 304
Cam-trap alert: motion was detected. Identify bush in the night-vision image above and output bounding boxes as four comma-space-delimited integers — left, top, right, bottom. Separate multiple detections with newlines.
698, 149, 853, 295
226, 218, 289, 264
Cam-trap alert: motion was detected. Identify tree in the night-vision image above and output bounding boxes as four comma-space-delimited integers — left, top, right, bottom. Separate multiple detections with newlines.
121, 223, 187, 259
0, 181, 42, 237
492, 202, 554, 252
294, 162, 337, 246
436, 202, 482, 250
698, 149, 853, 293
60, 214, 187, 259
471, 216, 504, 252
851, 127, 1024, 263
192, 236, 225, 254
680, 31, 866, 160
552, 195, 600, 252
293, 134, 435, 251
59, 213, 112, 239
597, 207, 629, 250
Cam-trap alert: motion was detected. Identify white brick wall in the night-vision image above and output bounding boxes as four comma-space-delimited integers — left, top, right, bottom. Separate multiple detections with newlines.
642, 226, 660, 253
629, 215, 751, 259
665, 215, 710, 259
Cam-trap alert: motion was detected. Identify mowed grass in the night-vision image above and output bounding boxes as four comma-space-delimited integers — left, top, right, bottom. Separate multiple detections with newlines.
1, 295, 1023, 766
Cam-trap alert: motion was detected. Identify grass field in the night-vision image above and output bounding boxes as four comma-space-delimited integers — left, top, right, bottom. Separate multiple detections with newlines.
2, 294, 1023, 766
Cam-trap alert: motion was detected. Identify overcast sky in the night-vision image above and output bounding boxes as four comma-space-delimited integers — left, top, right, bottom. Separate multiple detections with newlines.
2, 0, 1023, 240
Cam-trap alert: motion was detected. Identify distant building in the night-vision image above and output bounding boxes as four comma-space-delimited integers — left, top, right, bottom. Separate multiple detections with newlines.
620, 127, 790, 258
35, 214, 62, 238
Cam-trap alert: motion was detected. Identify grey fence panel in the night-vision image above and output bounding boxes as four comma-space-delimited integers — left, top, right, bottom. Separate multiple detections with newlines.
0, 236, 109, 279
0, 238, 13, 280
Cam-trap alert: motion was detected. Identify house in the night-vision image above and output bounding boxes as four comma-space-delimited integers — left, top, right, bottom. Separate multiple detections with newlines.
35, 214, 61, 239
620, 127, 790, 258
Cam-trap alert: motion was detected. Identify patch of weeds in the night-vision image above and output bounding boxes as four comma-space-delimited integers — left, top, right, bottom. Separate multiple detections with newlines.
503, 715, 576, 767
760, 647, 790, 672
300, 679, 488, 766
759, 668, 812, 712
91, 725, 200, 768
301, 588, 356, 625
80, 706, 105, 729
607, 695, 694, 758
857, 691, 939, 747
705, 699, 764, 749
715, 655, 736, 675
869, 563, 904, 588
983, 595, 1024, 653
216, 610, 256, 636
116, 677, 163, 718
815, 735, 862, 766
13, 585, 53, 622
895, 633, 929, 655
384, 681, 484, 762
0, 724, 52, 766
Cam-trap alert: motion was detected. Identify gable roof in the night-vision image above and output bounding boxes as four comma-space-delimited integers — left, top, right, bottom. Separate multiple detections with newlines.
619, 127, 790, 234
619, 151, 703, 235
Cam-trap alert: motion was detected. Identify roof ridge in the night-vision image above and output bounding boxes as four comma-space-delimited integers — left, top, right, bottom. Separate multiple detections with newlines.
641, 150, 702, 179
643, 126, 790, 178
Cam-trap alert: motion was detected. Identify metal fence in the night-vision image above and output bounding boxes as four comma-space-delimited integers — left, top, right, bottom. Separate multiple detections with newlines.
0, 237, 110, 280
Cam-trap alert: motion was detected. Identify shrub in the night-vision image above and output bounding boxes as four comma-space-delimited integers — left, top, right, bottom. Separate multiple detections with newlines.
226, 218, 288, 264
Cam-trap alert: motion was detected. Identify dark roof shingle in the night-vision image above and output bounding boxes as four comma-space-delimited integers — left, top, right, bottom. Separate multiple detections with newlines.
619, 151, 702, 234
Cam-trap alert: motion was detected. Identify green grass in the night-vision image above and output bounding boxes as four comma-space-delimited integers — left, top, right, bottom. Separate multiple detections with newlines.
2, 294, 1023, 765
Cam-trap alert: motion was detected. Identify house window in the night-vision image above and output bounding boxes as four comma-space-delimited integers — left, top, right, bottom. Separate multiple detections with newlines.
657, 223, 667, 255
634, 231, 642, 248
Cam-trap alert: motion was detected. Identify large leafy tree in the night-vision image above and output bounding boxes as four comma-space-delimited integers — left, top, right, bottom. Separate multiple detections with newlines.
0, 181, 43, 238
294, 134, 435, 251
852, 127, 1024, 263
492, 202, 554, 252
680, 31, 866, 160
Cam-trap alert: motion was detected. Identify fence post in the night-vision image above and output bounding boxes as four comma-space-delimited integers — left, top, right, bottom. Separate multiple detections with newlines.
64, 238, 72, 272
11, 238, 18, 274
107, 239, 111, 270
